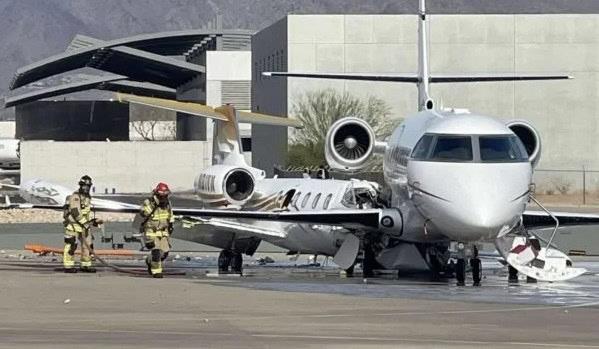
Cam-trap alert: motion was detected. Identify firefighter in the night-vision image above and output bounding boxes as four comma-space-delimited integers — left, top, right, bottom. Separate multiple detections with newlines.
63, 175, 103, 273
140, 182, 174, 278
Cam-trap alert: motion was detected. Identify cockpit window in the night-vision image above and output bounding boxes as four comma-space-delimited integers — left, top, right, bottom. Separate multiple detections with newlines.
430, 136, 473, 161
411, 135, 434, 159
479, 136, 528, 162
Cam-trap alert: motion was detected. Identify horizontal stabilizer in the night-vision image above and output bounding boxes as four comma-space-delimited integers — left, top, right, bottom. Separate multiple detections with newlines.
429, 74, 572, 83
263, 72, 418, 83
263, 72, 571, 83
116, 93, 302, 128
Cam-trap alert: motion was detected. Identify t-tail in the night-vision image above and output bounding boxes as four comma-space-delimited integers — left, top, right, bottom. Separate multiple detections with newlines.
262, 0, 571, 111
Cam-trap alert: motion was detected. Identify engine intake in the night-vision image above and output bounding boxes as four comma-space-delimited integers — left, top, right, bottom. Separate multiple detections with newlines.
224, 169, 254, 202
325, 117, 379, 171
506, 120, 541, 167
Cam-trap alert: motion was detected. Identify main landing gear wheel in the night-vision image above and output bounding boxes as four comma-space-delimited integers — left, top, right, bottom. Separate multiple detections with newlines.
455, 259, 466, 286
345, 264, 355, 278
362, 242, 376, 278
218, 250, 232, 273
508, 265, 519, 284
231, 252, 243, 274
470, 245, 482, 286
470, 258, 481, 286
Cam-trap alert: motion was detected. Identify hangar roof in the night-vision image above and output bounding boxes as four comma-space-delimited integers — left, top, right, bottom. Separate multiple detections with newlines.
4, 75, 175, 108
10, 29, 252, 90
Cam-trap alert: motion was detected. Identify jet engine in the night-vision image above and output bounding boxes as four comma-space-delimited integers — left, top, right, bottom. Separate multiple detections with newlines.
506, 120, 541, 167
325, 117, 385, 171
195, 165, 259, 206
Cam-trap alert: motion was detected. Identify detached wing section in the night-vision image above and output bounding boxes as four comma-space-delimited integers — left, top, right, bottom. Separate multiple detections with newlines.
523, 210, 599, 229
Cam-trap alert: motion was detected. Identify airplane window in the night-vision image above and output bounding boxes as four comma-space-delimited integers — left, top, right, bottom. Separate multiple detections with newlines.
301, 193, 311, 208
312, 193, 321, 209
323, 194, 333, 209
480, 136, 528, 162
430, 136, 473, 161
412, 135, 434, 159
292, 192, 301, 206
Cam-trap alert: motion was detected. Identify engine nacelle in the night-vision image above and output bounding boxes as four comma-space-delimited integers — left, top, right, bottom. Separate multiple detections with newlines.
325, 117, 384, 171
195, 165, 262, 206
506, 120, 542, 168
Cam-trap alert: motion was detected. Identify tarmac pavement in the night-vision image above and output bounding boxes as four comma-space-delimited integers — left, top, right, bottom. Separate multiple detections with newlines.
0, 258, 598, 348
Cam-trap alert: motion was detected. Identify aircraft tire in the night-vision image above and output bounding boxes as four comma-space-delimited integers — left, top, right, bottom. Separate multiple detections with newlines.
470, 258, 481, 286
231, 252, 243, 274
456, 258, 466, 286
218, 250, 231, 273
362, 243, 375, 278
508, 265, 519, 283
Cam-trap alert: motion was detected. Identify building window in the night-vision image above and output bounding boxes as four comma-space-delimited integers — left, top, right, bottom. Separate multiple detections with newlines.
241, 137, 252, 152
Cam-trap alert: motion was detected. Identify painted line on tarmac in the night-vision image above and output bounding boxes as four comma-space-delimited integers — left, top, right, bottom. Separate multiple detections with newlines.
196, 300, 599, 321
0, 327, 597, 348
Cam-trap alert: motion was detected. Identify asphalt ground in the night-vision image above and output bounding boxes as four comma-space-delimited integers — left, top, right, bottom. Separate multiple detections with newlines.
0, 252, 598, 348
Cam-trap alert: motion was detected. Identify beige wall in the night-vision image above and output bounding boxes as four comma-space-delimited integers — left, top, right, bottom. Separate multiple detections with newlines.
282, 14, 599, 172
21, 141, 212, 193
0, 122, 15, 139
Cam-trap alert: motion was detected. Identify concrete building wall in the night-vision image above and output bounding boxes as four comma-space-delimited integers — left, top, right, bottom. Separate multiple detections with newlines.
21, 141, 211, 193
253, 14, 599, 180
252, 17, 289, 175
206, 50, 252, 165
0, 122, 15, 138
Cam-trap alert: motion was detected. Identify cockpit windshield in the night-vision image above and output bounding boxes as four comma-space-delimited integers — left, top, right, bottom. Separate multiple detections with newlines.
430, 136, 473, 161
479, 135, 528, 162
411, 134, 529, 163
412, 135, 473, 162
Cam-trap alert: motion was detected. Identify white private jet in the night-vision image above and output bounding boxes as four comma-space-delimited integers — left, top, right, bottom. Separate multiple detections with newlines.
9, 0, 599, 284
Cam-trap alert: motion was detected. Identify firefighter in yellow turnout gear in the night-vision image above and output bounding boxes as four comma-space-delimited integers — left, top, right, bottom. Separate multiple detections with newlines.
140, 182, 174, 278
63, 175, 103, 273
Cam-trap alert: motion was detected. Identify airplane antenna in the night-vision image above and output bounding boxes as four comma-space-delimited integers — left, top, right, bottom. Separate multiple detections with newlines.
418, 0, 433, 111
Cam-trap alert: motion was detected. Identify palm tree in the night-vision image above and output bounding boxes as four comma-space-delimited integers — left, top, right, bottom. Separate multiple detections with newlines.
288, 89, 396, 169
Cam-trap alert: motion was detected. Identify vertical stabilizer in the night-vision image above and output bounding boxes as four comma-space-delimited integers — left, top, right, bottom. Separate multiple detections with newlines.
212, 106, 247, 166
418, 0, 433, 111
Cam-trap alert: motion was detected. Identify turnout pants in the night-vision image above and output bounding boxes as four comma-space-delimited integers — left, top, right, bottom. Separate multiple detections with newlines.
63, 229, 93, 270
145, 234, 170, 275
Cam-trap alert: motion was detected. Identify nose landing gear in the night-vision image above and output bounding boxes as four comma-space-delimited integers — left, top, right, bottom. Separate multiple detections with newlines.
455, 243, 482, 287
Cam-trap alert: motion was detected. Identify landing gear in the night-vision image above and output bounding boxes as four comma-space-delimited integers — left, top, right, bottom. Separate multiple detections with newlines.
345, 264, 355, 277
470, 246, 481, 287
508, 265, 519, 284
231, 252, 243, 274
362, 240, 376, 278
455, 258, 466, 286
218, 250, 243, 274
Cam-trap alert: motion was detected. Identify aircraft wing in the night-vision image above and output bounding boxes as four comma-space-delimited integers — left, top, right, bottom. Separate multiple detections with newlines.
523, 210, 599, 229
22, 203, 399, 232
